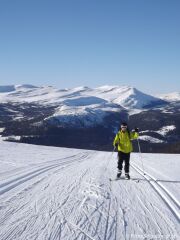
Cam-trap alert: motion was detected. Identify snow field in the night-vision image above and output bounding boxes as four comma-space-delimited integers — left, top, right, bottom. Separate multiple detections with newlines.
0, 141, 179, 240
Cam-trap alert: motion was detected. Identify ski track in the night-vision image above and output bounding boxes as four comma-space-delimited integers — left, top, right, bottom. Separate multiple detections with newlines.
0, 153, 89, 197
0, 145, 179, 240
131, 163, 180, 221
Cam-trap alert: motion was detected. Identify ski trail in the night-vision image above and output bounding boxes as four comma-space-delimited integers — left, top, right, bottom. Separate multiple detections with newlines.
0, 143, 179, 240
0, 152, 90, 201
132, 162, 180, 209
110, 165, 179, 238
131, 163, 180, 221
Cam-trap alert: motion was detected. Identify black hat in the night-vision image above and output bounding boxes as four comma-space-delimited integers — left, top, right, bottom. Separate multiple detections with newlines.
121, 122, 127, 127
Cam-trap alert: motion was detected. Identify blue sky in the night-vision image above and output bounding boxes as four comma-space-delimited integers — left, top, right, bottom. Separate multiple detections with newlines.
0, 0, 179, 94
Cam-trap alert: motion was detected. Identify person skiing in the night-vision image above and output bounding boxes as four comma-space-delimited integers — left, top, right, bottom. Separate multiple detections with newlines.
113, 122, 139, 179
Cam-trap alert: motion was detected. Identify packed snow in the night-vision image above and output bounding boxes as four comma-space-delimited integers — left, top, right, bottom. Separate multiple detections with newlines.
0, 141, 179, 240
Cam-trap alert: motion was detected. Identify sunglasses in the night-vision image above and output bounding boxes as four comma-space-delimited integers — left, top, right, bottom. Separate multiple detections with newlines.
121, 126, 127, 129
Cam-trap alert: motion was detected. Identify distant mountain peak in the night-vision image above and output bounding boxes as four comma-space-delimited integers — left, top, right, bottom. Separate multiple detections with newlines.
91, 85, 165, 109
157, 92, 180, 101
71, 86, 91, 92
0, 84, 167, 109
15, 84, 38, 89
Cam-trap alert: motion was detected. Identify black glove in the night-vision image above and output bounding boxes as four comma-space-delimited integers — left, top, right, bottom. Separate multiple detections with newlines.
134, 128, 139, 133
114, 143, 118, 150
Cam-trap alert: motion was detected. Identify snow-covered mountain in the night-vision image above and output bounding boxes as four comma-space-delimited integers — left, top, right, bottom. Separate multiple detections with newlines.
90, 85, 166, 109
0, 140, 179, 239
157, 92, 180, 101
0, 84, 179, 152
45, 99, 123, 128
0, 84, 167, 127
0, 84, 166, 109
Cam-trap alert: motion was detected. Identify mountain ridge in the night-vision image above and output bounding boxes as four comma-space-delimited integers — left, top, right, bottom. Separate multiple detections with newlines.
0, 84, 168, 109
0, 84, 179, 153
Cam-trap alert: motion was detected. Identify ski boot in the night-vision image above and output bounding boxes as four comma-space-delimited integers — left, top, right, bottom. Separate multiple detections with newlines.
116, 170, 122, 179
125, 173, 130, 180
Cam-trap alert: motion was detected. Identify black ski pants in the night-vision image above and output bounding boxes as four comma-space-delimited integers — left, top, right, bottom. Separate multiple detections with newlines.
117, 151, 130, 173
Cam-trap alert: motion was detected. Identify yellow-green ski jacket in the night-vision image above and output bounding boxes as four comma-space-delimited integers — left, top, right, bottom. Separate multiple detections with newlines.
113, 130, 139, 153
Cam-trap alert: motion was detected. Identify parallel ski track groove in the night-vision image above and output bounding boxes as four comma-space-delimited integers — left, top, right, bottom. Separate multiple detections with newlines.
103, 186, 111, 240
131, 163, 180, 221
133, 163, 180, 209
0, 153, 89, 196
132, 163, 180, 209
0, 166, 91, 240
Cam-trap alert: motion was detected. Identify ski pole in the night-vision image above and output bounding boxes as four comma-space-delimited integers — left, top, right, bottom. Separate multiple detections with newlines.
137, 138, 145, 175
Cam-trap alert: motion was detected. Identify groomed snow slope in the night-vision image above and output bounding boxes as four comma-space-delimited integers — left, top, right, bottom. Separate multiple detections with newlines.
0, 141, 179, 240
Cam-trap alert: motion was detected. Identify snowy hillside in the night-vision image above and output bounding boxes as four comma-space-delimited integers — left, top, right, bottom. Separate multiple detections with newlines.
139, 125, 176, 143
0, 141, 179, 240
45, 100, 124, 128
158, 92, 180, 102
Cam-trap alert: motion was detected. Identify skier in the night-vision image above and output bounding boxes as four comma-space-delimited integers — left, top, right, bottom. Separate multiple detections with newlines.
113, 122, 139, 179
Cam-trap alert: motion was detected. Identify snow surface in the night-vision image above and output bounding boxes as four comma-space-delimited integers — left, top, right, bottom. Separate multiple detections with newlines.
0, 141, 179, 240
